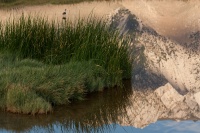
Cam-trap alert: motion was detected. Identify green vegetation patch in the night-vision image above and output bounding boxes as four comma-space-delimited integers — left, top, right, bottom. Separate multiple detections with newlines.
0, 54, 109, 114
0, 15, 132, 114
0, 15, 131, 84
6, 84, 52, 114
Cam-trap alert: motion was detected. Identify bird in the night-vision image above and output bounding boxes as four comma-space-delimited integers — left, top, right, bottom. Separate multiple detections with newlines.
62, 9, 67, 15
62, 9, 67, 20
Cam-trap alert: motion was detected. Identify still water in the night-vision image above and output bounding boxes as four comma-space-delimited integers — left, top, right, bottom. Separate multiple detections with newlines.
0, 81, 199, 133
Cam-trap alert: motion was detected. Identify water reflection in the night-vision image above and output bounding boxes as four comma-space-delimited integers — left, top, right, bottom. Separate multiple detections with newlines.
0, 80, 200, 133
0, 81, 132, 133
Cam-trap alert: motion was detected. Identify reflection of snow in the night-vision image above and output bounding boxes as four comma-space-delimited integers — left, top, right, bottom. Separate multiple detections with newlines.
158, 120, 200, 133
6, 120, 199, 133
108, 120, 200, 133
0, 129, 8, 133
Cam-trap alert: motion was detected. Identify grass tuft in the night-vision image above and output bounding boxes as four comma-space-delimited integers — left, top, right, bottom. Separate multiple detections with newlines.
0, 15, 131, 85
0, 14, 132, 114
0, 55, 113, 114
6, 84, 52, 114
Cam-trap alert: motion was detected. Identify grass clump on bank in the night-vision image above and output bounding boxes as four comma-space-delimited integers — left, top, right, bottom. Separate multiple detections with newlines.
0, 15, 131, 114
0, 54, 109, 114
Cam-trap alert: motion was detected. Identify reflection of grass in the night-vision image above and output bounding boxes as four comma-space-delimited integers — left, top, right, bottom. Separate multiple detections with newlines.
0, 81, 132, 132
0, 15, 131, 114
62, 82, 132, 133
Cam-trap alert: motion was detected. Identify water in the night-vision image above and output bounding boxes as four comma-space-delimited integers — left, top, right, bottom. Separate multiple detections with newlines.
0, 81, 199, 133
2, 121, 200, 133
1, 121, 200, 133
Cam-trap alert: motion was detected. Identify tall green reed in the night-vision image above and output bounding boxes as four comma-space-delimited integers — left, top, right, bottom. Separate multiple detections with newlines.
0, 14, 131, 86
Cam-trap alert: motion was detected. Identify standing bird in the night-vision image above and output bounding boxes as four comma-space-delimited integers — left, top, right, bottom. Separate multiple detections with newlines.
62, 9, 67, 20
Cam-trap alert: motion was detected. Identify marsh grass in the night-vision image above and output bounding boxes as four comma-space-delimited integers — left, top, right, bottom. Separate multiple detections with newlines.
0, 54, 110, 114
0, 15, 131, 114
0, 15, 131, 84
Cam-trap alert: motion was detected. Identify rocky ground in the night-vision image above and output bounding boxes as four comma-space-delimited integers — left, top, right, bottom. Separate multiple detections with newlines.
108, 7, 200, 128
119, 83, 200, 128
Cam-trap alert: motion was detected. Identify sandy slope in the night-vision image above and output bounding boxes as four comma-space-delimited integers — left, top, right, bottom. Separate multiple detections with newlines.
1, 0, 199, 43
0, 2, 122, 23
121, 0, 200, 44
